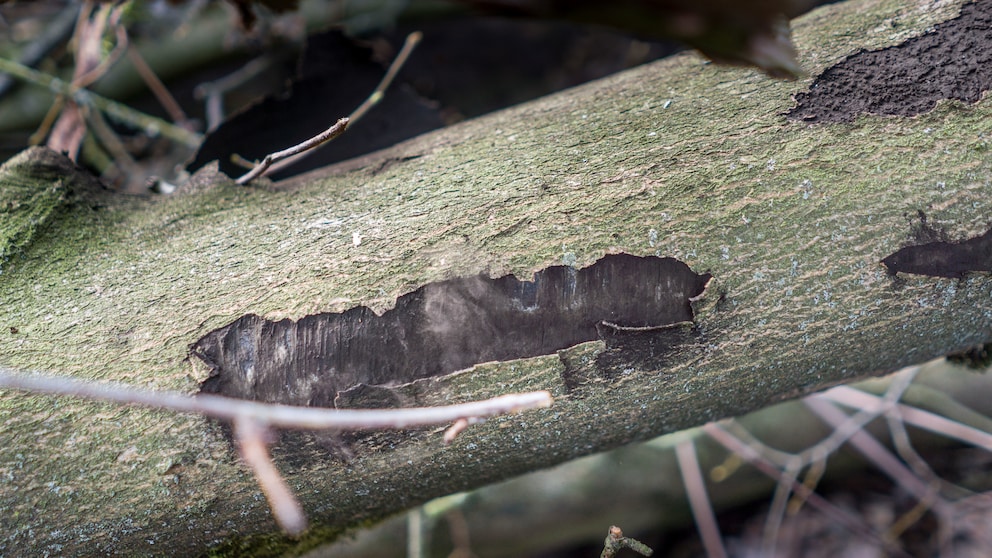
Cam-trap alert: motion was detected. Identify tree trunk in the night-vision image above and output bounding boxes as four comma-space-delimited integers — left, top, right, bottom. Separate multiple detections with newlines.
1, 0, 989, 555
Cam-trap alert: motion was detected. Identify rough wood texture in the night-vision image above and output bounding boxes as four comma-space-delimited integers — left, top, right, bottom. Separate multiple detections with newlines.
1, 0, 990, 555
312, 361, 992, 558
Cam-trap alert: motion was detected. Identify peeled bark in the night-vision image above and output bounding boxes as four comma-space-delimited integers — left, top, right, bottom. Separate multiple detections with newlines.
0, 0, 990, 555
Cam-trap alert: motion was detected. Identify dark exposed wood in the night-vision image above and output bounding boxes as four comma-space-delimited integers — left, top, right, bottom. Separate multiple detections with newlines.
0, 0, 989, 554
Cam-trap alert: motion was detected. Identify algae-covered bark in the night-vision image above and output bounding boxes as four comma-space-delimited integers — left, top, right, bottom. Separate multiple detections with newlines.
1, 0, 991, 555
0, 147, 106, 263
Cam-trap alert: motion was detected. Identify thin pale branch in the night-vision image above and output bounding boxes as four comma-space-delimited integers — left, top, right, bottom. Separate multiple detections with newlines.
675, 438, 727, 558
194, 56, 273, 131
703, 422, 913, 558
349, 31, 423, 125
0, 366, 551, 536
126, 45, 190, 128
803, 397, 948, 512
0, 367, 552, 431
818, 386, 992, 451
444, 418, 471, 444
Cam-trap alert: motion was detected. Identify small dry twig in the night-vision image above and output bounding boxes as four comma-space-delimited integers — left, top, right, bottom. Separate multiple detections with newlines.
235, 117, 349, 184
47, 0, 114, 158
233, 415, 308, 534
349, 31, 423, 125
235, 31, 423, 183
0, 366, 552, 535
444, 418, 471, 444
126, 44, 191, 129
195, 56, 273, 131
0, 367, 551, 431
0, 56, 202, 147
600, 525, 653, 558
818, 385, 992, 451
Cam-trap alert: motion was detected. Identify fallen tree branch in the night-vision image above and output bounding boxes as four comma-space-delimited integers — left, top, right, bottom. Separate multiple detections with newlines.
234, 31, 422, 183
0, 0, 986, 553
235, 117, 349, 185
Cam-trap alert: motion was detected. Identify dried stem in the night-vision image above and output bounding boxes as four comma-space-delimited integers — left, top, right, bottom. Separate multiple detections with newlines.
126, 45, 190, 128
249, 31, 423, 180
72, 2, 129, 89
444, 418, 471, 444
349, 31, 423, 125
0, 367, 551, 431
675, 438, 727, 558
235, 117, 349, 185
0, 366, 551, 535
81, 103, 140, 178
703, 422, 913, 558
803, 397, 947, 512
194, 56, 273, 131
818, 386, 992, 451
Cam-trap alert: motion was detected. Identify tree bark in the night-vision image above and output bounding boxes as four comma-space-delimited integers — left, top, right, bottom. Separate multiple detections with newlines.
311, 361, 992, 558
1, 0, 989, 555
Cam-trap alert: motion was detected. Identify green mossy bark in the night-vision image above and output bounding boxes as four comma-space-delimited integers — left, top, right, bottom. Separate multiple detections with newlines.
0, 147, 105, 263
1, 0, 989, 555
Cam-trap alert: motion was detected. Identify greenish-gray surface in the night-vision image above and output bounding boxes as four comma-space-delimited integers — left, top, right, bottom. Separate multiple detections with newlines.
1, 0, 990, 555
309, 359, 992, 558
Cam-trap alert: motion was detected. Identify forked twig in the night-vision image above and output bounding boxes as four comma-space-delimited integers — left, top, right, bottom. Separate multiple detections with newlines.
235, 117, 350, 184
703, 422, 913, 558
0, 366, 552, 535
235, 31, 423, 183
0, 367, 551, 430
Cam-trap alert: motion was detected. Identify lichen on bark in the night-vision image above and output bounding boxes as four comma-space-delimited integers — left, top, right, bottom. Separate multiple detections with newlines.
0, 0, 990, 555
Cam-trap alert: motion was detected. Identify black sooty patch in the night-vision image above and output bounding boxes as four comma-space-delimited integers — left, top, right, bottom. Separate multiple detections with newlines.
787, 1, 992, 123
882, 214, 992, 278
194, 254, 711, 410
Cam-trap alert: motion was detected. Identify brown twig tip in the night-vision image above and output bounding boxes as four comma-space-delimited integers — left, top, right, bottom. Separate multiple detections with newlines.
235, 117, 350, 185
601, 525, 653, 558
0, 368, 553, 537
